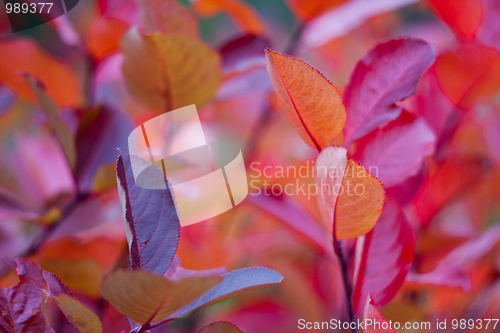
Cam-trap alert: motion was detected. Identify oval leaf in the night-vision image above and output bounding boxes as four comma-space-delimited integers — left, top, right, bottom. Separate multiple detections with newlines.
168, 267, 283, 319
25, 76, 77, 170
315, 146, 348, 234
100, 269, 222, 325
265, 49, 346, 150
0, 259, 55, 333
315, 147, 385, 239
343, 38, 435, 145
122, 29, 222, 112
199, 321, 245, 333
53, 295, 103, 333
352, 199, 415, 314
335, 159, 384, 239
116, 152, 180, 275
353, 112, 436, 188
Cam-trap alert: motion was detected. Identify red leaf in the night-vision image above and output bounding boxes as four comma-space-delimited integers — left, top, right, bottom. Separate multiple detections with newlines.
285, 0, 347, 21
424, 0, 482, 41
353, 112, 436, 188
0, 259, 54, 333
363, 293, 396, 333
343, 38, 435, 145
411, 158, 486, 227
352, 199, 415, 314
435, 44, 500, 109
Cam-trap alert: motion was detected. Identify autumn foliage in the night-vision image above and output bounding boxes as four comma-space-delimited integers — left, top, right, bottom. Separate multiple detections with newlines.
1, 0, 500, 332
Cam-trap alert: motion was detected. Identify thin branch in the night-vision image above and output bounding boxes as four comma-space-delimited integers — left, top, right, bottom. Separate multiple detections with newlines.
336, 240, 358, 332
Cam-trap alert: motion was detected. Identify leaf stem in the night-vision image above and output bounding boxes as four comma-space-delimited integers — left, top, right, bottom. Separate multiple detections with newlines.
336, 240, 359, 333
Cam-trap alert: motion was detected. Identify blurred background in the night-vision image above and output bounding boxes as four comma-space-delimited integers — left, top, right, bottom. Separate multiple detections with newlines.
0, 0, 500, 332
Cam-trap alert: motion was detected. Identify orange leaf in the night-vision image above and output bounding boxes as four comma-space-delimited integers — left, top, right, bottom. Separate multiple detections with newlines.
100, 270, 222, 324
192, 0, 265, 35
86, 18, 129, 60
0, 39, 82, 107
336, 158, 384, 239
286, 0, 348, 21
315, 147, 384, 239
265, 49, 346, 150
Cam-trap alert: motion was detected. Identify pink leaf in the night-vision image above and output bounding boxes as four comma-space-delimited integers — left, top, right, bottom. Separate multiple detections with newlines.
477, 0, 500, 51
343, 38, 435, 145
248, 194, 332, 256
352, 199, 415, 314
353, 112, 436, 188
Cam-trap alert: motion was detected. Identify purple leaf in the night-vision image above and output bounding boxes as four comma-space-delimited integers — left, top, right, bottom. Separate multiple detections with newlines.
352, 199, 415, 314
343, 38, 436, 145
116, 152, 180, 275
0, 259, 55, 333
477, 0, 500, 52
75, 107, 134, 193
219, 35, 270, 74
217, 35, 272, 101
353, 112, 436, 188
43, 271, 74, 297
166, 267, 284, 320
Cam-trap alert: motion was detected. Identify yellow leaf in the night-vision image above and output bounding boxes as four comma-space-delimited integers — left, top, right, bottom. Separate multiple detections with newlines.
121, 29, 222, 112
265, 49, 346, 150
100, 270, 222, 324
199, 321, 245, 333
92, 164, 118, 193
53, 294, 103, 333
